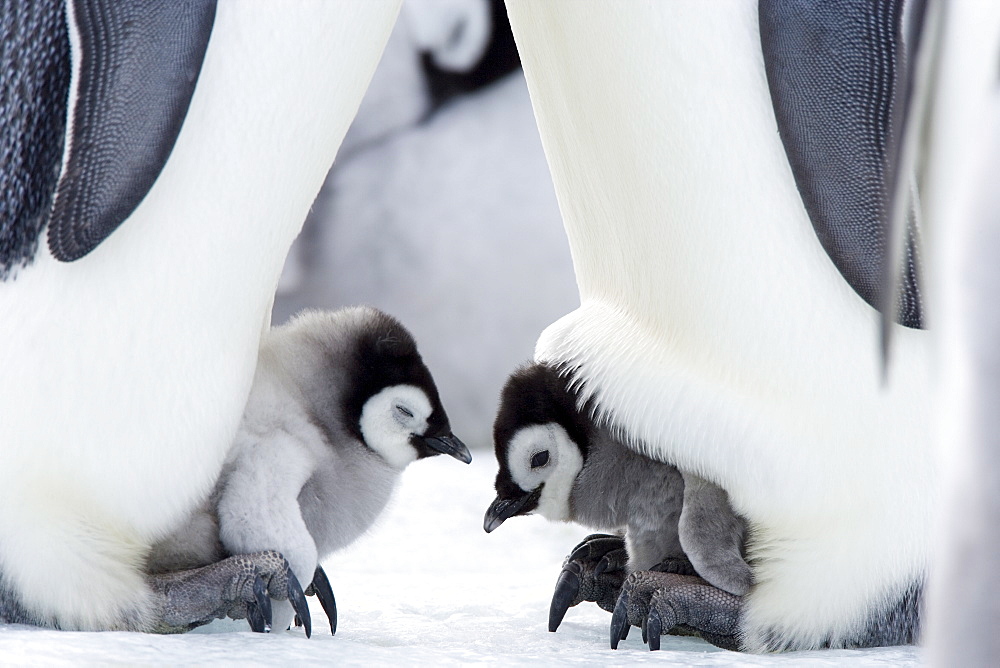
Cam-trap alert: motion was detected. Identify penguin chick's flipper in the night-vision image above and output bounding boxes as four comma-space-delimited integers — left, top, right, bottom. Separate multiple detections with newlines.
677, 473, 752, 596
146, 550, 311, 636
610, 572, 742, 652
48, 0, 217, 261
549, 534, 628, 632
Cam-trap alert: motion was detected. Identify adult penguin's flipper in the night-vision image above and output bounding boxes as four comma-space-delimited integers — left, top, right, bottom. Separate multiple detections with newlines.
758, 0, 925, 329
0, 1, 71, 278
48, 0, 217, 262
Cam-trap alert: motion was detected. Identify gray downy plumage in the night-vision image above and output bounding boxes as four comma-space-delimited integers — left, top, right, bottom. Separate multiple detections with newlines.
149, 306, 470, 631
484, 362, 751, 595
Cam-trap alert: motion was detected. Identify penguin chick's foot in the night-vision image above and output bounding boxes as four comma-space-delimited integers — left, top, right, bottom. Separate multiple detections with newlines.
549, 534, 629, 632
146, 550, 311, 636
610, 571, 741, 652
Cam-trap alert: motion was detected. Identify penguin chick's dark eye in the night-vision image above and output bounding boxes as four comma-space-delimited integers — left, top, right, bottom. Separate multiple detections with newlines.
530, 450, 549, 469
395, 405, 414, 419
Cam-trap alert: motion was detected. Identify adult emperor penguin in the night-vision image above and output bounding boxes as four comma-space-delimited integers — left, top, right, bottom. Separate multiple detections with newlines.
0, 1, 402, 631
504, 0, 932, 652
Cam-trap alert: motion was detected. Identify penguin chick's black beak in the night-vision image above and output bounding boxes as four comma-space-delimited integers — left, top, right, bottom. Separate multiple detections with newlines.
483, 488, 542, 533
415, 433, 472, 464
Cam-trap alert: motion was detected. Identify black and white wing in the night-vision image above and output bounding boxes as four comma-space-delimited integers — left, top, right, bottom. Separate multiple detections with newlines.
0, 0, 217, 276
759, 0, 924, 328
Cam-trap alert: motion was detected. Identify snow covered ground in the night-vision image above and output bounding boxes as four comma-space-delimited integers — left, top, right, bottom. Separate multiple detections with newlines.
0, 457, 922, 666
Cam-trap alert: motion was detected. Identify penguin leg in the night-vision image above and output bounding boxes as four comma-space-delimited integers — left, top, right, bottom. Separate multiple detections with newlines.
146, 550, 311, 636
610, 571, 742, 652
548, 534, 628, 632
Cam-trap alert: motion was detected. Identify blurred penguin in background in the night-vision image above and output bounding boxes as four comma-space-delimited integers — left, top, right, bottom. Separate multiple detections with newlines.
273, 0, 577, 450
917, 2, 1000, 665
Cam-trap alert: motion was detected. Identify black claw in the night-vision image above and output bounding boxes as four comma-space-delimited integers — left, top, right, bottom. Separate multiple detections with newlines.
247, 574, 271, 633
294, 614, 302, 628
252, 574, 272, 632
641, 618, 648, 644
620, 621, 630, 641
569, 535, 622, 562
311, 566, 338, 635
647, 609, 662, 651
594, 557, 609, 578
610, 591, 629, 650
549, 566, 581, 632
247, 601, 268, 633
286, 570, 311, 638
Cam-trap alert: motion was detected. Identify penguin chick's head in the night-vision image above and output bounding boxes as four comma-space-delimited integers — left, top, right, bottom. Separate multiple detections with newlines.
484, 363, 590, 533
332, 307, 471, 470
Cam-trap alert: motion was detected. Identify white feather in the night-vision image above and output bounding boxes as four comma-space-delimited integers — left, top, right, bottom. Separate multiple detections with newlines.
506, 423, 582, 522
507, 0, 933, 650
359, 385, 432, 470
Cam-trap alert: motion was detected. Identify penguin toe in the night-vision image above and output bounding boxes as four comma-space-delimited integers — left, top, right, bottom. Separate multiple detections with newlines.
304, 565, 337, 635
568, 533, 626, 563
610, 570, 742, 651
146, 550, 312, 636
650, 555, 698, 577
549, 533, 629, 632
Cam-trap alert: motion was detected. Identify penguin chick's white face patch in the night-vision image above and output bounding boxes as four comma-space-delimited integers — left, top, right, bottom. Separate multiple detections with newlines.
506, 423, 583, 521
359, 384, 432, 470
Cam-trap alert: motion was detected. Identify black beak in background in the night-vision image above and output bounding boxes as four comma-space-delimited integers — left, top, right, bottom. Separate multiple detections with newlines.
416, 433, 473, 464
483, 487, 541, 533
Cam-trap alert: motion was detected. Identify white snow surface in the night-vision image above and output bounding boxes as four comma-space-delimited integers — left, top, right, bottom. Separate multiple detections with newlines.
1, 458, 921, 666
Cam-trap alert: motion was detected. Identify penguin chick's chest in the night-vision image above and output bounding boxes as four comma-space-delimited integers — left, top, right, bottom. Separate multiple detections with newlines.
297, 448, 400, 558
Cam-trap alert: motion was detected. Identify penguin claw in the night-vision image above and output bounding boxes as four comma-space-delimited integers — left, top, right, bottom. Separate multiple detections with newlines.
247, 574, 272, 632
610, 590, 629, 649
551, 534, 629, 633
569, 534, 625, 563
286, 569, 311, 638
549, 562, 582, 632
309, 565, 338, 635
646, 609, 661, 651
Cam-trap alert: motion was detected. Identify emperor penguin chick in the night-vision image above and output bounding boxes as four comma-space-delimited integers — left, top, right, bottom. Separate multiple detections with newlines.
483, 363, 750, 630
150, 306, 470, 633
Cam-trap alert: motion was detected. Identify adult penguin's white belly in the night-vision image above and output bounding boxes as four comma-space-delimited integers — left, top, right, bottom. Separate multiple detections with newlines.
0, 1, 400, 630
507, 0, 933, 651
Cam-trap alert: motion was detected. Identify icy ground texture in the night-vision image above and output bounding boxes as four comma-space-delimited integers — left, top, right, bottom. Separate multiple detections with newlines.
0, 458, 921, 666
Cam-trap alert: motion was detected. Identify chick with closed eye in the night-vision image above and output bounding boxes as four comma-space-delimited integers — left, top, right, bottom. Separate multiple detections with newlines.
149, 307, 470, 636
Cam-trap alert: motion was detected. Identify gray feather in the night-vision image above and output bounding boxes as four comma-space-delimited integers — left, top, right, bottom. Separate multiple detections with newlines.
48, 0, 217, 261
759, 0, 924, 328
